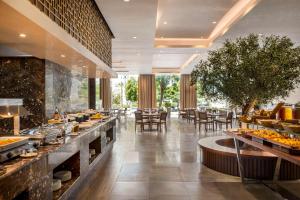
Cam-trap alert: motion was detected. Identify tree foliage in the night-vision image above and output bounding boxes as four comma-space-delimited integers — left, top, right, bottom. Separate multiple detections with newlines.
125, 78, 138, 103
164, 75, 180, 106
112, 93, 121, 107
156, 76, 170, 108
156, 75, 179, 108
191, 34, 300, 113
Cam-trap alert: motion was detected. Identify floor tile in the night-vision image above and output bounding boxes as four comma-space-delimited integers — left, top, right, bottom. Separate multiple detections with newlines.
73, 118, 287, 200
111, 182, 149, 197
149, 181, 188, 197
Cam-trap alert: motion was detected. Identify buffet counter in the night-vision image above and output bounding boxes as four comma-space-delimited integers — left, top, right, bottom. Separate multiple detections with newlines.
0, 117, 117, 200
198, 135, 300, 180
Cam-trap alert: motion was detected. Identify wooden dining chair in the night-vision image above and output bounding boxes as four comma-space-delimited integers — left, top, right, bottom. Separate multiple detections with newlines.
135, 112, 149, 132
153, 112, 168, 131
187, 109, 196, 123
198, 111, 214, 131
215, 111, 234, 130
178, 109, 187, 119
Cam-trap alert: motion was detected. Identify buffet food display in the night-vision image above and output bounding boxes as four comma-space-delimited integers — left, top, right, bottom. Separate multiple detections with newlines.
237, 128, 300, 155
0, 137, 23, 146
0, 111, 117, 200
0, 136, 29, 162
238, 102, 300, 138
0, 109, 113, 163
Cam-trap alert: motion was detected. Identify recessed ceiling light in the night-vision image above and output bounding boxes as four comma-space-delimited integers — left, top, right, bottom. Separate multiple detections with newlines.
82, 65, 87, 68
163, 21, 168, 25
123, 0, 130, 2
19, 33, 26, 38
212, 21, 217, 24
132, 36, 137, 39
60, 54, 66, 58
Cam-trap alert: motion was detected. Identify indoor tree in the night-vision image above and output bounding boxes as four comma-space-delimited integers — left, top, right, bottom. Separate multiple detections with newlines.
191, 34, 300, 114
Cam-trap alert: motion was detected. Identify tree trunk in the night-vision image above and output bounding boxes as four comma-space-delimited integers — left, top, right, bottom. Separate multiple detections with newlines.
159, 83, 164, 108
242, 99, 257, 115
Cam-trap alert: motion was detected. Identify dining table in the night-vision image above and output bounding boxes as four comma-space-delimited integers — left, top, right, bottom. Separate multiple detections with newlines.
207, 112, 226, 119
141, 112, 161, 131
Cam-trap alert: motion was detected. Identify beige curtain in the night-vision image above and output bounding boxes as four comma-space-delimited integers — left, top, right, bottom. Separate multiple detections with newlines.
100, 78, 111, 109
180, 74, 197, 109
138, 74, 156, 109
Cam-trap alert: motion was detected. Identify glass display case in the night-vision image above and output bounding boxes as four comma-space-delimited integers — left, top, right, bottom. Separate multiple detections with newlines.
0, 98, 23, 135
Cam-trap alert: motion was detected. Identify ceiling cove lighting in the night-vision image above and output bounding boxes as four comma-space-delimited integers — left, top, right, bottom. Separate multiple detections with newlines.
154, 0, 258, 49
19, 33, 26, 38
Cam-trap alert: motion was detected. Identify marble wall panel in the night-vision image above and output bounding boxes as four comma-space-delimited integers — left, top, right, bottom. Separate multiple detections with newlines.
45, 61, 88, 118
0, 57, 45, 133
0, 57, 89, 133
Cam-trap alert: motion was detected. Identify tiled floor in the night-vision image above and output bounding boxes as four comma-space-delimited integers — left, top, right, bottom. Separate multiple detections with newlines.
74, 117, 285, 200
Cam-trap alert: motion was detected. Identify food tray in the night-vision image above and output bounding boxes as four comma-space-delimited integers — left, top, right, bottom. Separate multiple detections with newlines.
272, 143, 300, 155
246, 132, 300, 155
256, 120, 278, 128
0, 136, 28, 152
282, 124, 300, 134
246, 132, 273, 147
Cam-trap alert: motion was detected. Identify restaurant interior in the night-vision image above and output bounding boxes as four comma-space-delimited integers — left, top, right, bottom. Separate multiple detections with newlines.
1, 0, 300, 200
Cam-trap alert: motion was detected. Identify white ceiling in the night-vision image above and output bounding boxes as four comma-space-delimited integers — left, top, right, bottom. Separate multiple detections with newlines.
96, 0, 158, 74
156, 0, 237, 38
97, 0, 300, 75
182, 0, 300, 73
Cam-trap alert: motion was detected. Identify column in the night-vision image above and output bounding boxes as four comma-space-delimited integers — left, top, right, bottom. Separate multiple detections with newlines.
88, 78, 96, 109
100, 78, 112, 109
138, 74, 156, 109
180, 74, 197, 109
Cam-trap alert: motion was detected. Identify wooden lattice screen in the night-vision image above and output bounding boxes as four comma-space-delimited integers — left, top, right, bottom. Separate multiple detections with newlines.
28, 0, 113, 66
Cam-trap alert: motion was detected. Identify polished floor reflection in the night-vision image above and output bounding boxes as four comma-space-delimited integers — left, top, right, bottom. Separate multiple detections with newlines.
74, 118, 284, 200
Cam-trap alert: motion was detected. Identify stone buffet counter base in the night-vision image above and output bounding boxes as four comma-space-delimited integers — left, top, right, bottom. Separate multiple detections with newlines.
0, 117, 117, 200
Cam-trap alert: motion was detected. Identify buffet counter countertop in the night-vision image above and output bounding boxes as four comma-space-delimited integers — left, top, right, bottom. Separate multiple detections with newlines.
0, 117, 117, 200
